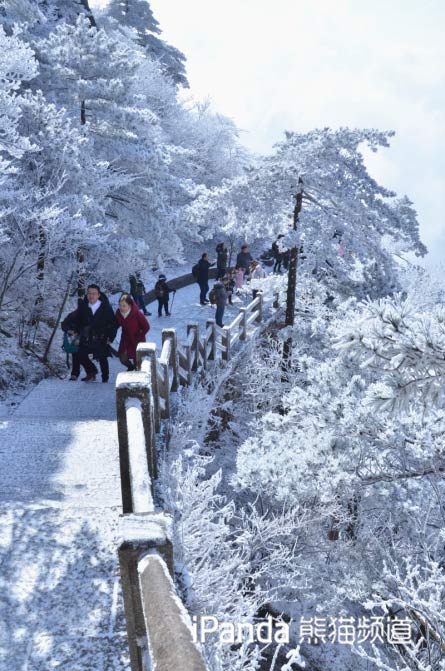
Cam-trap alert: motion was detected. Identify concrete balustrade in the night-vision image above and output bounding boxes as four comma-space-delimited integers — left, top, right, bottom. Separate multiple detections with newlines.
136, 343, 160, 433
116, 372, 157, 514
118, 513, 175, 671
116, 287, 277, 671
139, 554, 207, 671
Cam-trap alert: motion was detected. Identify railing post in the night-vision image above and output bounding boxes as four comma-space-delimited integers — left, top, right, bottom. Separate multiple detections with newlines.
273, 291, 279, 309
206, 319, 216, 361
256, 290, 264, 323
185, 344, 192, 384
239, 307, 247, 341
222, 325, 231, 361
118, 513, 173, 671
162, 328, 179, 392
160, 358, 170, 420
116, 372, 157, 514
136, 342, 160, 433
199, 333, 207, 371
187, 323, 199, 371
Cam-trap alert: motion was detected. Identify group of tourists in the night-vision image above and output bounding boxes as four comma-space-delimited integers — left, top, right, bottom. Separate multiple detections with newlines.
62, 284, 146, 383
129, 272, 177, 318
62, 272, 177, 382
191, 243, 266, 328
62, 241, 270, 381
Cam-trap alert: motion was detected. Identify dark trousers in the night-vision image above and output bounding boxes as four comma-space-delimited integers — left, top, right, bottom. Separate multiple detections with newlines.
71, 351, 80, 377
198, 280, 209, 303
119, 352, 135, 371
215, 305, 225, 327
79, 346, 109, 380
273, 257, 282, 273
216, 266, 226, 280
157, 296, 169, 315
135, 295, 148, 314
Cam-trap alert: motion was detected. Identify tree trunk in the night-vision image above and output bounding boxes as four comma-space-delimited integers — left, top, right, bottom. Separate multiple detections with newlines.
43, 273, 73, 363
228, 235, 236, 268
79, 0, 97, 27
0, 251, 20, 312
76, 250, 86, 298
282, 177, 303, 365
34, 225, 46, 312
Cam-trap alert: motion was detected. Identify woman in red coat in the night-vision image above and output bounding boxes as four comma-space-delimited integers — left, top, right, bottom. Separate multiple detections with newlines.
115, 293, 150, 371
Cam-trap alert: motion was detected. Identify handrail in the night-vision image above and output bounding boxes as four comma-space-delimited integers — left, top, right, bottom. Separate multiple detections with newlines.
116, 286, 280, 671
138, 553, 207, 671
116, 371, 157, 514
126, 398, 154, 514
159, 338, 172, 366
226, 311, 243, 330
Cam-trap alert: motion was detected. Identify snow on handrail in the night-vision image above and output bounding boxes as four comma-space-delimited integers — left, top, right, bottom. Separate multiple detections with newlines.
159, 337, 171, 366
138, 553, 207, 671
126, 398, 154, 514
226, 311, 243, 331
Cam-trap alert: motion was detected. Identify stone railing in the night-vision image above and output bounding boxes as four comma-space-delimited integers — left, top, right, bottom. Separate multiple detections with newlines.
116, 288, 281, 671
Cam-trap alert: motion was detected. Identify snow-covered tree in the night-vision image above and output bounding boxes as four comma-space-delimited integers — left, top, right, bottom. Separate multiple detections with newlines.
187, 128, 426, 301
0, 0, 96, 37
0, 26, 37, 174
102, 0, 188, 87
336, 293, 445, 416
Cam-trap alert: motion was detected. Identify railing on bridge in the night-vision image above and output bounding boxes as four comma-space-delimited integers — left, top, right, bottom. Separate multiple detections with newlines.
116, 289, 280, 671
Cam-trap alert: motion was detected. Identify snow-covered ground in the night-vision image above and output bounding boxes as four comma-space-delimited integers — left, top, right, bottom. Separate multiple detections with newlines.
126, 280, 254, 351
0, 366, 129, 669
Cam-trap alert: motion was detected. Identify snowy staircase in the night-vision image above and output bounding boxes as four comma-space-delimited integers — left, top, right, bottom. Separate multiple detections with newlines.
0, 362, 130, 670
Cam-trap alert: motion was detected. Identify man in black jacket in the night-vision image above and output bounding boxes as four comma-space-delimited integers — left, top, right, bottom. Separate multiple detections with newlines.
216, 242, 228, 280
196, 253, 215, 305
73, 284, 117, 382
236, 244, 254, 279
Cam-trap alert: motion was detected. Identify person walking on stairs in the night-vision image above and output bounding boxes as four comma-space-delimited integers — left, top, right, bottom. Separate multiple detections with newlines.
196, 253, 215, 305
213, 281, 227, 327
129, 271, 151, 316
73, 284, 117, 383
154, 274, 176, 317
115, 293, 150, 371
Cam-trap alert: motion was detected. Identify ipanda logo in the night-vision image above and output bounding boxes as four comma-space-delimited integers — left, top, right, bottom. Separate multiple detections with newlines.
191, 615, 290, 644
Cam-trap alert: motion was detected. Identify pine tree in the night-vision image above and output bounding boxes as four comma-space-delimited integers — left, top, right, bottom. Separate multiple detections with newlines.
103, 0, 188, 86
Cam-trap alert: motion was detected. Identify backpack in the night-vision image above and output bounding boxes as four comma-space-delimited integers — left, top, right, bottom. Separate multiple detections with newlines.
209, 288, 217, 305
62, 331, 80, 369
136, 279, 145, 294
155, 280, 166, 297
192, 263, 199, 279
62, 331, 80, 353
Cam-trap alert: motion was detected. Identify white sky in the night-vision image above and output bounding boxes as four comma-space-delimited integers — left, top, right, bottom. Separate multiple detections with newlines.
91, 0, 445, 266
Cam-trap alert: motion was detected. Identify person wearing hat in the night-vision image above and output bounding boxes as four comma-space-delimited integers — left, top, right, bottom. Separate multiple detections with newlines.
154, 274, 176, 317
